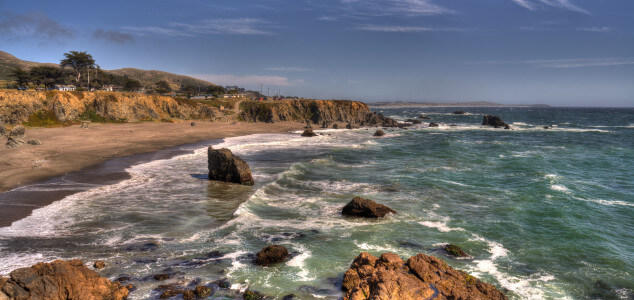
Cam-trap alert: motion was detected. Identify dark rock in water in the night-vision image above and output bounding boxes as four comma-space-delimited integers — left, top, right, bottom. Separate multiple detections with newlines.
482, 115, 508, 128
6, 137, 25, 149
154, 273, 170, 281
373, 129, 385, 137
283, 294, 297, 299
216, 279, 231, 288
418, 115, 431, 120
93, 260, 106, 269
208, 147, 254, 185
301, 128, 317, 137
505, 124, 511, 129
195, 285, 213, 297
9, 125, 25, 138
429, 122, 439, 127
543, 126, 550, 129
342, 252, 507, 300
244, 289, 264, 300
332, 124, 339, 129
255, 245, 290, 266
0, 259, 129, 300
341, 197, 396, 218
443, 244, 470, 258
125, 284, 135, 291
191, 122, 196, 126
205, 251, 223, 258
183, 290, 195, 300
27, 139, 41, 145
406, 118, 422, 124
115, 275, 132, 282
156, 283, 185, 298
453, 110, 466, 114
126, 241, 160, 251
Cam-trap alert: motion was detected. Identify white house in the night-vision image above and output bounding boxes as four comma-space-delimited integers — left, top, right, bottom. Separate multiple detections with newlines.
102, 85, 115, 92
54, 85, 76, 91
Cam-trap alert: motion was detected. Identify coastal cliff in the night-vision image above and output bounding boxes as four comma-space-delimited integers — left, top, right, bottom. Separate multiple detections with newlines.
240, 99, 397, 126
0, 90, 218, 125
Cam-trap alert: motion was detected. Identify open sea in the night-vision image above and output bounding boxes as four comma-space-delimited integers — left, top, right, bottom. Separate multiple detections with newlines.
0, 107, 632, 299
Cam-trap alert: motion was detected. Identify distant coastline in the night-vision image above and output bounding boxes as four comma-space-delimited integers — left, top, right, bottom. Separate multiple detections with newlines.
368, 101, 550, 108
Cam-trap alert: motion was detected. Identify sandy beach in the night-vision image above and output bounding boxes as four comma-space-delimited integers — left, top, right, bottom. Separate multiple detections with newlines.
0, 120, 304, 226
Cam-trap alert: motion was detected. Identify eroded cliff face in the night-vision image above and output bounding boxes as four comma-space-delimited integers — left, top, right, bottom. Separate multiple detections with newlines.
239, 99, 397, 126
0, 90, 217, 125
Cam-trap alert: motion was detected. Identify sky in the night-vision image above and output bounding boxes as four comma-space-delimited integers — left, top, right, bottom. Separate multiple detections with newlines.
1, 0, 633, 106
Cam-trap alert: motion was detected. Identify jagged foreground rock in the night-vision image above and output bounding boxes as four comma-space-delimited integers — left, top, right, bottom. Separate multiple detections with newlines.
0, 259, 129, 300
342, 252, 507, 300
208, 147, 254, 185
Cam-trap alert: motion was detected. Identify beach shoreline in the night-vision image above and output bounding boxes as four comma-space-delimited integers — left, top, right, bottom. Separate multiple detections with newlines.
0, 120, 305, 227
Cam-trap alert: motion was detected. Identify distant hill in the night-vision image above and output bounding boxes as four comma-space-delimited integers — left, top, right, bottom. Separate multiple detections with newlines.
0, 50, 215, 89
369, 101, 549, 108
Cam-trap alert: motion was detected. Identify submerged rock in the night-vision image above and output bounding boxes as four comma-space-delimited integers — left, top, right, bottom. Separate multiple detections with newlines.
208, 147, 254, 185
244, 289, 264, 300
373, 129, 385, 137
255, 245, 290, 266
418, 115, 430, 120
406, 119, 422, 124
482, 115, 508, 128
453, 110, 466, 114
195, 285, 213, 297
342, 252, 507, 300
342, 197, 396, 218
443, 244, 470, 258
429, 122, 439, 127
0, 259, 129, 300
301, 128, 318, 137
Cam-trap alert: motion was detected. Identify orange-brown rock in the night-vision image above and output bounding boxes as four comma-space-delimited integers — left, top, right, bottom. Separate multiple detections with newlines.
342, 252, 507, 300
0, 259, 129, 300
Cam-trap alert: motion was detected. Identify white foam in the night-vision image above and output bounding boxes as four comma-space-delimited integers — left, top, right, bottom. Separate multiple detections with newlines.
419, 221, 465, 233
550, 184, 570, 193
0, 252, 50, 275
574, 197, 634, 207
286, 244, 313, 281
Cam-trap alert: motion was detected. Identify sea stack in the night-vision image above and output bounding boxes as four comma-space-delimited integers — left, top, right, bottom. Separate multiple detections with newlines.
208, 147, 254, 185
342, 197, 396, 218
482, 115, 508, 128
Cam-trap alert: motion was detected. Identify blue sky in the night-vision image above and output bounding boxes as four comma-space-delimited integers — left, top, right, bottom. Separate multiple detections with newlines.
1, 0, 633, 106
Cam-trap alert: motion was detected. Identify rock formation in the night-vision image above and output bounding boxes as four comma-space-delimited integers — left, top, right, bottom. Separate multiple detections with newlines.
373, 130, 385, 137
239, 99, 398, 127
208, 147, 254, 185
342, 197, 396, 218
0, 259, 129, 300
255, 245, 290, 266
443, 244, 470, 258
453, 110, 466, 114
429, 122, 439, 127
482, 115, 508, 128
406, 119, 422, 124
93, 260, 106, 269
342, 252, 507, 300
301, 129, 318, 137
0, 90, 218, 125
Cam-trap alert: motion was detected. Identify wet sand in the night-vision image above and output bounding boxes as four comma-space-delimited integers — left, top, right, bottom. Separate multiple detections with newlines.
0, 121, 304, 227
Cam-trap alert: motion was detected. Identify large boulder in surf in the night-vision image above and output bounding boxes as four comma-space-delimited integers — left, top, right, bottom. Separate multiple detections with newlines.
255, 245, 290, 266
301, 128, 318, 137
373, 130, 385, 137
208, 147, 254, 185
342, 197, 396, 218
482, 115, 508, 128
342, 252, 507, 300
0, 259, 129, 300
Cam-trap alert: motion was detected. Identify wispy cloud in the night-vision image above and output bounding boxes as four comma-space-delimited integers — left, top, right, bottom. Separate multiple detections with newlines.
123, 18, 273, 37
266, 67, 315, 72
356, 25, 434, 32
190, 74, 303, 87
93, 29, 134, 44
170, 18, 273, 35
0, 12, 74, 42
471, 58, 634, 68
511, 0, 589, 14
318, 16, 337, 21
577, 26, 612, 33
341, 0, 451, 16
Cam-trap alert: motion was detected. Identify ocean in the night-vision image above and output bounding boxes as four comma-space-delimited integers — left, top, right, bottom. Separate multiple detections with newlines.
0, 107, 632, 299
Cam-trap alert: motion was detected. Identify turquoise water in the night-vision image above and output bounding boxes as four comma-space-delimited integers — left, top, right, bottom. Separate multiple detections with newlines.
0, 107, 632, 299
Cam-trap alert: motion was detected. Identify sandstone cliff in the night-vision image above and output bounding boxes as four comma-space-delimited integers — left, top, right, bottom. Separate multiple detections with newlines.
0, 90, 218, 125
240, 99, 397, 127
